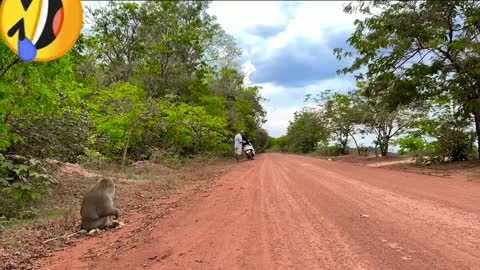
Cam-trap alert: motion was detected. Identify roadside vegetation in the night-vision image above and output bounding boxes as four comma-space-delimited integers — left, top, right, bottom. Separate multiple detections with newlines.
267, 1, 480, 167
0, 1, 268, 267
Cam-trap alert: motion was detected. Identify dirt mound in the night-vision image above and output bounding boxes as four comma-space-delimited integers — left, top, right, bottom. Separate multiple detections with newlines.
57, 162, 100, 179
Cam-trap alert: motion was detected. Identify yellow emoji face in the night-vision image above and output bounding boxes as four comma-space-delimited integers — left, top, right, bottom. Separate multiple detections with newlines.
0, 0, 83, 62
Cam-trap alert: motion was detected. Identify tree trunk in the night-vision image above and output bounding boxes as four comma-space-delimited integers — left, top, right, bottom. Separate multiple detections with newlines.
339, 137, 348, 155
473, 110, 480, 160
380, 137, 390, 157
122, 118, 141, 167
382, 142, 389, 157
350, 134, 360, 156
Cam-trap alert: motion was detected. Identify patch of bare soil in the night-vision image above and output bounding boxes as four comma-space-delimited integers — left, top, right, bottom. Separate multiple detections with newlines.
383, 160, 480, 181
331, 155, 480, 182
314, 154, 407, 165
131, 161, 174, 175
0, 159, 234, 270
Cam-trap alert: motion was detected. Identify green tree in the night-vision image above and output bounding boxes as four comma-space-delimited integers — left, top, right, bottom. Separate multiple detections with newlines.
255, 128, 269, 152
88, 82, 149, 165
285, 108, 329, 153
415, 97, 474, 161
396, 135, 426, 155
358, 85, 421, 157
309, 90, 366, 155
336, 0, 480, 158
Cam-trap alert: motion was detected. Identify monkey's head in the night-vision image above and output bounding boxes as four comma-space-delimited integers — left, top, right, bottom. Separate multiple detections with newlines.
95, 178, 115, 195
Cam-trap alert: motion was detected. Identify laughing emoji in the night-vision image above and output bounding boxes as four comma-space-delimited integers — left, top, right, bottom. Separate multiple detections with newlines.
0, 0, 83, 62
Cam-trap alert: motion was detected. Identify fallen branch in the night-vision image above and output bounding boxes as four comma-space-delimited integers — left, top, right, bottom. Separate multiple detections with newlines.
42, 232, 79, 244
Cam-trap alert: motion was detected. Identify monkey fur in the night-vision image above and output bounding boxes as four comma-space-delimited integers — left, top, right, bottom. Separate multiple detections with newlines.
80, 178, 121, 231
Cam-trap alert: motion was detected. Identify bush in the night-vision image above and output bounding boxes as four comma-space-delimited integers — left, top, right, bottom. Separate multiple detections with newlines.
397, 136, 425, 154
315, 145, 344, 156
0, 154, 57, 219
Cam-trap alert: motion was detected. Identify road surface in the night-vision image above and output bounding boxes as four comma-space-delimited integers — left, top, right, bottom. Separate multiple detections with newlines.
40, 153, 480, 270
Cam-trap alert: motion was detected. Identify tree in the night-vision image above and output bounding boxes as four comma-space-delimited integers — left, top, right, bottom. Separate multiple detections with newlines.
255, 128, 269, 151
285, 107, 329, 153
411, 96, 474, 161
336, 0, 480, 159
357, 83, 421, 157
308, 90, 366, 155
85, 2, 145, 85
88, 82, 149, 165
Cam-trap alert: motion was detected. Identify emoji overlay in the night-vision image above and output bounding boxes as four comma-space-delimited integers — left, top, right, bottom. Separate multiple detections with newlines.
0, 0, 83, 62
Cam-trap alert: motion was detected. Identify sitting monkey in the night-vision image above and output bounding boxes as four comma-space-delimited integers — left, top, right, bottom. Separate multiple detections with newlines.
80, 178, 120, 231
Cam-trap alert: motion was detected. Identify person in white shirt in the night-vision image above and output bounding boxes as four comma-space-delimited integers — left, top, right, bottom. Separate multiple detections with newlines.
234, 131, 244, 161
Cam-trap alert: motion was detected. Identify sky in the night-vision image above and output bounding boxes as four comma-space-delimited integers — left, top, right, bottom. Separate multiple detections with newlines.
206, 1, 361, 137
81, 1, 377, 146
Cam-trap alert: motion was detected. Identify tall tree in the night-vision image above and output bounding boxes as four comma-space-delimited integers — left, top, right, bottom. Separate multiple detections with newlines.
336, 0, 480, 158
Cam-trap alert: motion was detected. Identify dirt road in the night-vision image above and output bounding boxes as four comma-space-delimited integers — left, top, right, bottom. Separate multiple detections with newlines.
39, 153, 480, 270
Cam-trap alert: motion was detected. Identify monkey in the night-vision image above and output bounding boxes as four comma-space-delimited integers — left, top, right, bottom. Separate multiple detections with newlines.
80, 178, 121, 231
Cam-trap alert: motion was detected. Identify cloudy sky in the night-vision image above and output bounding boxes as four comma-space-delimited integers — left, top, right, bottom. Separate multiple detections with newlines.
81, 1, 365, 140
206, 1, 364, 137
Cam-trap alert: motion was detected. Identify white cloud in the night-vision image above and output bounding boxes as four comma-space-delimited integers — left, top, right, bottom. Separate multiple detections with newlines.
209, 1, 364, 59
272, 2, 360, 42
257, 77, 355, 101
262, 106, 302, 137
257, 82, 289, 99
263, 1, 366, 57
303, 77, 356, 95
207, 1, 289, 34
259, 77, 357, 137
241, 60, 256, 85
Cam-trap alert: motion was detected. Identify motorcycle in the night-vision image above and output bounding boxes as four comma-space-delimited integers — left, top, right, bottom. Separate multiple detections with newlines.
243, 141, 256, 160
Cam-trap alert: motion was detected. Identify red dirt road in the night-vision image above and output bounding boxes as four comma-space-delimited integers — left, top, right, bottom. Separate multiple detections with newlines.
39, 153, 480, 270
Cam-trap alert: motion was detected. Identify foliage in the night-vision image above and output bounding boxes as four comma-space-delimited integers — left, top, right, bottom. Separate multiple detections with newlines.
357, 83, 422, 157
255, 128, 269, 152
413, 98, 474, 161
336, 0, 480, 159
0, 0, 267, 218
308, 90, 367, 155
88, 82, 148, 158
0, 154, 56, 219
314, 145, 345, 156
265, 136, 288, 152
285, 108, 329, 153
397, 135, 426, 155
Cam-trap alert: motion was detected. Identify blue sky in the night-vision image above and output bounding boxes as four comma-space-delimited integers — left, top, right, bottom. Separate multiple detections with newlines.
81, 1, 374, 143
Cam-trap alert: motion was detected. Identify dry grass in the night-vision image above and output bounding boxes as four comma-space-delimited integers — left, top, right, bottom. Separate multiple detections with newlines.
0, 158, 234, 270
384, 159, 480, 180
328, 154, 480, 181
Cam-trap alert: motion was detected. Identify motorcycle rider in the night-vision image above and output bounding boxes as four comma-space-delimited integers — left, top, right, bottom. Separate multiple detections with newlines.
240, 131, 251, 147
234, 131, 244, 161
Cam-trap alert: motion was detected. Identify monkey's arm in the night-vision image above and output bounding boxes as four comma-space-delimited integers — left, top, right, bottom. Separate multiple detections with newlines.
97, 196, 120, 219
98, 205, 120, 219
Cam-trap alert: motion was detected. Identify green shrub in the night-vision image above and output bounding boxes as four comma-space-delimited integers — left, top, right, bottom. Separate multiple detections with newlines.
0, 154, 57, 219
